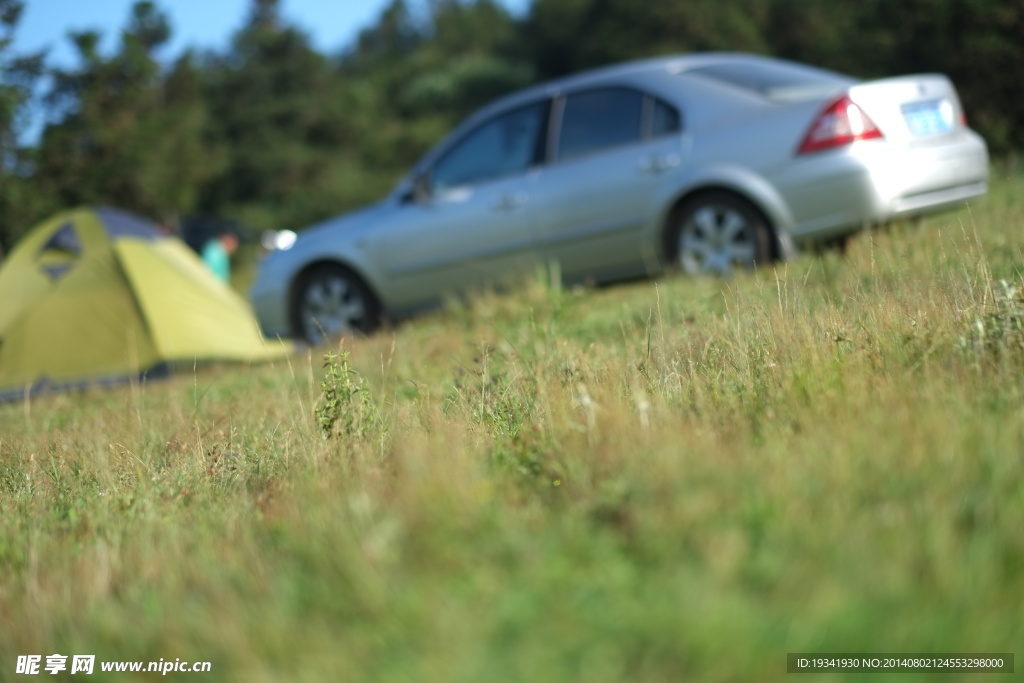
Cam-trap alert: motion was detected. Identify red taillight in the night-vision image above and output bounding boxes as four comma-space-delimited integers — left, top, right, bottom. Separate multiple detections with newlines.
798, 94, 883, 154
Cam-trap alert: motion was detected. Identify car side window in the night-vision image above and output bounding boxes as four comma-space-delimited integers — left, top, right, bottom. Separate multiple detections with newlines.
556, 87, 644, 161
432, 101, 547, 192
651, 98, 682, 137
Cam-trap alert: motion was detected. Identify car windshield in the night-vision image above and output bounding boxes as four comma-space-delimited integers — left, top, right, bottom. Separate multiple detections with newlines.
686, 61, 851, 101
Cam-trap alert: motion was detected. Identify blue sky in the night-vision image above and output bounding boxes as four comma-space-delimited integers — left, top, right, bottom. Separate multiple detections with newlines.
16, 0, 532, 66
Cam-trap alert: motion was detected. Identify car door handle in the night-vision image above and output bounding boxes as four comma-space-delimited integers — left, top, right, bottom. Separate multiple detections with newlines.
639, 154, 680, 174
492, 192, 528, 211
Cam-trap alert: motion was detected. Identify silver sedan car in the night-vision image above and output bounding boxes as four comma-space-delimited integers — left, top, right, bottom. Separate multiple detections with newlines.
251, 52, 989, 343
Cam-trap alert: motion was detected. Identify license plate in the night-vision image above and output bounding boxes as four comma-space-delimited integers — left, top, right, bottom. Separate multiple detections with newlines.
902, 99, 954, 136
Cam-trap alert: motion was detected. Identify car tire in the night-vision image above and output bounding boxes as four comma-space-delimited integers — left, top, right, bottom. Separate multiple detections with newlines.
291, 264, 380, 345
671, 191, 773, 276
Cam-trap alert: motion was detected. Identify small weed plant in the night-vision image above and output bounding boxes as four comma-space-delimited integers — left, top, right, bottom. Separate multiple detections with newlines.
315, 349, 376, 440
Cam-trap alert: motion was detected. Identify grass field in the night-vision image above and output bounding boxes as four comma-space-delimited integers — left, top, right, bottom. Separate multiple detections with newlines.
2, 168, 1023, 682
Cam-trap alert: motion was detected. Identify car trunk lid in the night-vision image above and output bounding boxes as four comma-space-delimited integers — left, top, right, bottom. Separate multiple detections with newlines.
848, 75, 965, 147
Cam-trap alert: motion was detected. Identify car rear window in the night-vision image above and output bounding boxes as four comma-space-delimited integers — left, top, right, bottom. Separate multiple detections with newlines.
686, 61, 850, 101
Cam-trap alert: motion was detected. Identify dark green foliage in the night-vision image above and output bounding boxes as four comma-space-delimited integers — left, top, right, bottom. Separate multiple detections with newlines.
774, 0, 1024, 154
0, 0, 1021, 253
0, 0, 48, 255
197, 0, 352, 231
524, 0, 772, 77
30, 2, 213, 229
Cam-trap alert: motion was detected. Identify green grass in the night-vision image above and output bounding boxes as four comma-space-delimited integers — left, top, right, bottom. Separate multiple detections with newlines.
3, 170, 1024, 682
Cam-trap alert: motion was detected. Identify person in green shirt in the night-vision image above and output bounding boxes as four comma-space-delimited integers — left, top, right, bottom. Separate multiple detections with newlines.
202, 230, 239, 284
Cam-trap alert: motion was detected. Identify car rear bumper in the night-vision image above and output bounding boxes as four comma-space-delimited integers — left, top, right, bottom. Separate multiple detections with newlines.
774, 130, 989, 242
891, 179, 988, 215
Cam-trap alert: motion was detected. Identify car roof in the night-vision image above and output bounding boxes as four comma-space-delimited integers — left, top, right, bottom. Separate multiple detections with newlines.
473, 52, 846, 116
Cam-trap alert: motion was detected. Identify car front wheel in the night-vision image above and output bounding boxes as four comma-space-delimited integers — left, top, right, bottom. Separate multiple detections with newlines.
291, 264, 379, 345
672, 192, 772, 276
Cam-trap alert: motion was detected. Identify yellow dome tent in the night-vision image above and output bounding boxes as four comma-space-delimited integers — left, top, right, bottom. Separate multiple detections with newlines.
0, 207, 291, 399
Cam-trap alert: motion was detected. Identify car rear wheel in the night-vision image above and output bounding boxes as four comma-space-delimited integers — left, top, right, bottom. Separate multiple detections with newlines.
672, 192, 772, 276
291, 264, 379, 345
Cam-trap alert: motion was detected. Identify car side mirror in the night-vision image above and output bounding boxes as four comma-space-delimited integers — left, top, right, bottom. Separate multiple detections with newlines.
412, 171, 435, 204
400, 172, 432, 205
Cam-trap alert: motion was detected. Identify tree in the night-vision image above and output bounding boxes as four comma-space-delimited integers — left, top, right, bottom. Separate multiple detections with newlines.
198, 0, 353, 231
403, 0, 532, 118
33, 1, 213, 222
848, 0, 1024, 152
522, 0, 770, 79
0, 0, 47, 255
